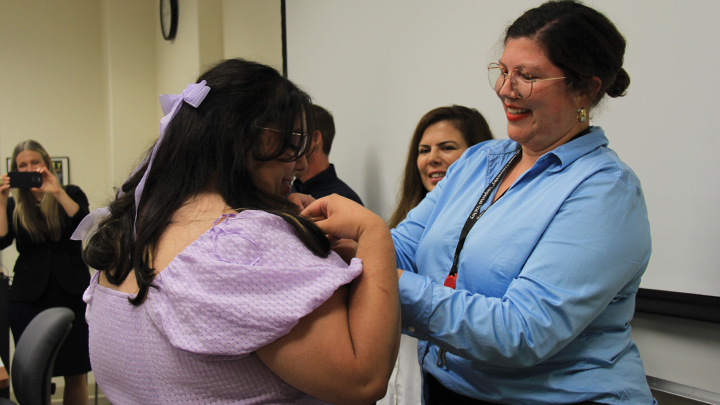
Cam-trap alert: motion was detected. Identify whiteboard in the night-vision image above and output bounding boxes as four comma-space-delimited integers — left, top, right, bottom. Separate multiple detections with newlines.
286, 0, 720, 297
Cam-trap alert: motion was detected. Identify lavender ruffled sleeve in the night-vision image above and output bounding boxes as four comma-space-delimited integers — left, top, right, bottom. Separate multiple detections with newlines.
144, 210, 362, 357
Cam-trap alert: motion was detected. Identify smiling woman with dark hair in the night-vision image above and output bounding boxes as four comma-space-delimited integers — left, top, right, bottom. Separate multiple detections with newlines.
79, 58, 400, 405
391, 1, 656, 403
388, 105, 493, 229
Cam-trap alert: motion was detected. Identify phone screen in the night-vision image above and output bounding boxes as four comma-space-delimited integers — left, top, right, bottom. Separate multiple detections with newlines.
8, 172, 42, 189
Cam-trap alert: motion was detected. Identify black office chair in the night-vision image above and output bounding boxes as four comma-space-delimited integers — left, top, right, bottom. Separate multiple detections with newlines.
0, 307, 74, 405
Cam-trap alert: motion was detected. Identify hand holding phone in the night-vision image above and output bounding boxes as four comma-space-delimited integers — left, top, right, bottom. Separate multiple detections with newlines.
7, 172, 43, 189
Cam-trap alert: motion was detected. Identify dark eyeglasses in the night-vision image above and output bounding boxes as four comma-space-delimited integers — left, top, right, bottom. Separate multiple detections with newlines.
487, 62, 565, 99
255, 126, 310, 158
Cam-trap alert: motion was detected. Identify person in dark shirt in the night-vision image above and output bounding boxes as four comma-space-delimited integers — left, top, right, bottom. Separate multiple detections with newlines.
292, 105, 363, 205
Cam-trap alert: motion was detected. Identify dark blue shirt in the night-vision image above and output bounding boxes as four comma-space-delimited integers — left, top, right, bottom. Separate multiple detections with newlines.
292, 164, 363, 206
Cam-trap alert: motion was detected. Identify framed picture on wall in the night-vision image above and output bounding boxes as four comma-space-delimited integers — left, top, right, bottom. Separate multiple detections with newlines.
51, 157, 70, 186
4, 157, 70, 186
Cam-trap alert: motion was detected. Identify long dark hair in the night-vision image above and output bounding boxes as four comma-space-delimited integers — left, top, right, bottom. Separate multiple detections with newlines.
83, 59, 330, 305
388, 105, 493, 228
506, 0, 630, 107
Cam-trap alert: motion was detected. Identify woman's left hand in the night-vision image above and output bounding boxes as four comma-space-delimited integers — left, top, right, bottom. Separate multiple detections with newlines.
33, 167, 80, 217
34, 167, 63, 197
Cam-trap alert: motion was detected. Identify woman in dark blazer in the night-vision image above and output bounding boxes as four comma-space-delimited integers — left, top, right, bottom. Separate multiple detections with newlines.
0, 140, 91, 405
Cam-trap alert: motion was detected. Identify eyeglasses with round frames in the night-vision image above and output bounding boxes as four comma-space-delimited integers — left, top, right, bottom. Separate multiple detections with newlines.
487, 62, 565, 99
255, 126, 310, 157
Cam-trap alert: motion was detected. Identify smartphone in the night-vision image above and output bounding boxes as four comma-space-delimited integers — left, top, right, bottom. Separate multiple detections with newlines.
8, 172, 42, 189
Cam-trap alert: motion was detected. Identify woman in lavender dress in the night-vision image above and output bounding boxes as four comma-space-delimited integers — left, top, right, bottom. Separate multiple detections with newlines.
79, 59, 400, 404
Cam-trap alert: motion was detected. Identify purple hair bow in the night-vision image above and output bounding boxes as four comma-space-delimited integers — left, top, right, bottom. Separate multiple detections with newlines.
72, 80, 211, 241
135, 80, 210, 220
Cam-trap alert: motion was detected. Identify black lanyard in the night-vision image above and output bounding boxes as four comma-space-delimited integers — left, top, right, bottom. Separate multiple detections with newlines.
435, 128, 591, 368
443, 127, 592, 288
443, 148, 521, 288
435, 148, 520, 368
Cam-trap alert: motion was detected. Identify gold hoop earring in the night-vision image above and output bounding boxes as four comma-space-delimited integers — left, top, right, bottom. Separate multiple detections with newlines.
576, 108, 587, 123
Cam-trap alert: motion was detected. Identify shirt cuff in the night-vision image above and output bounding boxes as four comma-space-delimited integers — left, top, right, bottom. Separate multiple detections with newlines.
399, 270, 434, 340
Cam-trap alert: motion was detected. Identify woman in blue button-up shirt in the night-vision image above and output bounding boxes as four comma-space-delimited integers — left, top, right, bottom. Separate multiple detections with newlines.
391, 1, 656, 404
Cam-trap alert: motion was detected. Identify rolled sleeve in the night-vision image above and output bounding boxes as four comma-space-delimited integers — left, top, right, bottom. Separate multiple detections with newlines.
398, 270, 435, 337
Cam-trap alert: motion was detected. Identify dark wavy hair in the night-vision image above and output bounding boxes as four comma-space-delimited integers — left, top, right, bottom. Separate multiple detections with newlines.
506, 0, 630, 107
388, 105, 493, 228
83, 59, 330, 305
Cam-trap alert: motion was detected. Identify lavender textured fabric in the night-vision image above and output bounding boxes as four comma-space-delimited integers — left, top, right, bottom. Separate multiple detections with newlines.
84, 210, 362, 404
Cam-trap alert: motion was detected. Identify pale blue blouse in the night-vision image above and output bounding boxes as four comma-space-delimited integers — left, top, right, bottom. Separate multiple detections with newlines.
393, 127, 655, 404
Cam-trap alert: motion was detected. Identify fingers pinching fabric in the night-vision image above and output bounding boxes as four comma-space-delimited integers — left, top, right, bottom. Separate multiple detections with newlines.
72, 81, 211, 242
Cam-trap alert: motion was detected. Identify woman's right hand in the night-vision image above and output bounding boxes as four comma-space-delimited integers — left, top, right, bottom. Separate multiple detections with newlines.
301, 194, 386, 242
0, 175, 10, 237
0, 174, 11, 207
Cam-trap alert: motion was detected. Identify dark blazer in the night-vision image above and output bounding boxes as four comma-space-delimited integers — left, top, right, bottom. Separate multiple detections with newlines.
0, 185, 91, 302
291, 164, 364, 205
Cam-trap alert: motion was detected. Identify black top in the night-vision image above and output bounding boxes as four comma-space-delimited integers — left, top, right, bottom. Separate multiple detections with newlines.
0, 185, 91, 301
292, 164, 364, 206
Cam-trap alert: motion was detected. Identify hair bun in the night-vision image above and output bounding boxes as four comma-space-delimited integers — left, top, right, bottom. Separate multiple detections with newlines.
606, 68, 630, 98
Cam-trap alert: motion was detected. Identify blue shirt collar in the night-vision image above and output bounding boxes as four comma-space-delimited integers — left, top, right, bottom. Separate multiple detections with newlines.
485, 126, 609, 173
548, 126, 608, 171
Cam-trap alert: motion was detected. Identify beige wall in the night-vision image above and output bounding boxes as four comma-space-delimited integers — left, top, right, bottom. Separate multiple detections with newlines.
157, 0, 203, 96
223, 0, 283, 72
199, 0, 225, 70
103, 0, 158, 186
0, 0, 109, 205
0, 0, 282, 273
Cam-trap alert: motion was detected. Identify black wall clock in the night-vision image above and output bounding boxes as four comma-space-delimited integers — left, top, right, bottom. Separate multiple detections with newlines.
160, 0, 178, 40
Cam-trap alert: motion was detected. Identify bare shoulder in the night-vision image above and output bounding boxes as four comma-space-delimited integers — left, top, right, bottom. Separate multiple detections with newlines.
97, 270, 139, 294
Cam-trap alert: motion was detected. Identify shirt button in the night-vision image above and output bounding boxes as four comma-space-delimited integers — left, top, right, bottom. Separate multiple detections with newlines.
408, 326, 416, 333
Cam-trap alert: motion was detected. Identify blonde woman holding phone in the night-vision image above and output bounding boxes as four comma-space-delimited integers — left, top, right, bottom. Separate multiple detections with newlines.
0, 140, 91, 405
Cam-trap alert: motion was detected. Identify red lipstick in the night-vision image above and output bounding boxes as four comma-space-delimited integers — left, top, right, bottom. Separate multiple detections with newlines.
505, 104, 530, 122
